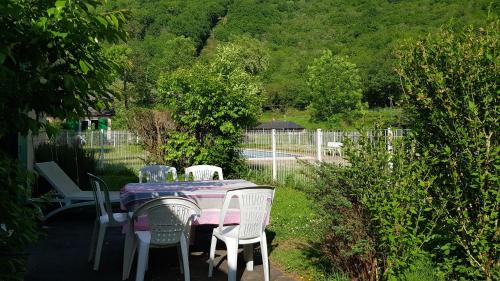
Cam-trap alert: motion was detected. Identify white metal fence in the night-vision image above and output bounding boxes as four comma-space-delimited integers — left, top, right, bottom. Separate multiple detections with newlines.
32, 128, 408, 183
243, 128, 408, 184
32, 130, 148, 173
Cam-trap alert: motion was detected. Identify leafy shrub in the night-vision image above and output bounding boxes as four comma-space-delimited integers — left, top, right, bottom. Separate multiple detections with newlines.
307, 51, 365, 121
158, 40, 266, 176
397, 21, 499, 280
126, 107, 175, 163
0, 154, 38, 281
34, 142, 97, 192
307, 131, 435, 280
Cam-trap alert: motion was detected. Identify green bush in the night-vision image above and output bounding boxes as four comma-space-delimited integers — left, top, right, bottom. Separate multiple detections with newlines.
307, 50, 365, 121
397, 21, 499, 280
0, 154, 38, 281
35, 142, 97, 191
307, 131, 435, 280
158, 40, 266, 176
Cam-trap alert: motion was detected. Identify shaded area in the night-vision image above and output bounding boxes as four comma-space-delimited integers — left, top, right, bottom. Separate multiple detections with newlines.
25, 207, 295, 281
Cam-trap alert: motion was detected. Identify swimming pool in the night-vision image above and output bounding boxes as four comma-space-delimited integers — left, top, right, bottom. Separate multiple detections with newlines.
242, 149, 297, 159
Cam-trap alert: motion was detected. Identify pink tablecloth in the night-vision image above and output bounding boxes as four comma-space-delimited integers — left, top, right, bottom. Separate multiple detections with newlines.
120, 180, 256, 228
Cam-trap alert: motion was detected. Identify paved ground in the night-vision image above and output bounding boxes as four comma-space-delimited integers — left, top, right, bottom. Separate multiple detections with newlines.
25, 207, 296, 281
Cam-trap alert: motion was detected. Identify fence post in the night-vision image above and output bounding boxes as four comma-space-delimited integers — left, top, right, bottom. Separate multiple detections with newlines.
272, 129, 277, 181
316, 129, 322, 162
90, 130, 93, 148
387, 128, 393, 169
99, 129, 104, 169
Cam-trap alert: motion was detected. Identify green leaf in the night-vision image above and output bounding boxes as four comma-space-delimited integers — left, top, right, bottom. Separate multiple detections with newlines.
79, 60, 89, 74
96, 16, 108, 27
55, 0, 66, 8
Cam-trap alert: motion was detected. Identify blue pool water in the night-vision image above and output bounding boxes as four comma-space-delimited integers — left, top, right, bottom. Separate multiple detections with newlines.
242, 149, 297, 158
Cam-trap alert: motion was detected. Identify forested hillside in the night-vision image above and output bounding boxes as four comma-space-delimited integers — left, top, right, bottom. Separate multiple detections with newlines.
105, 0, 495, 112
211, 0, 494, 108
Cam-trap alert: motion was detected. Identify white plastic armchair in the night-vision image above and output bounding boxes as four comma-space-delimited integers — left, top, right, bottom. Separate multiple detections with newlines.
126, 197, 201, 281
184, 165, 223, 181
208, 186, 275, 281
139, 165, 177, 183
87, 173, 128, 271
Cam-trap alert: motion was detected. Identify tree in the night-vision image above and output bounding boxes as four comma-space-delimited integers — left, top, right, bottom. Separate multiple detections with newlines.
0, 1, 127, 279
158, 40, 266, 175
0, 0, 128, 138
307, 50, 364, 121
397, 21, 499, 279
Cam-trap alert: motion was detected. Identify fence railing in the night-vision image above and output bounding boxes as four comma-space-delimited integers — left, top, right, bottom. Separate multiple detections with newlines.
32, 128, 408, 184
32, 130, 148, 173
243, 128, 408, 184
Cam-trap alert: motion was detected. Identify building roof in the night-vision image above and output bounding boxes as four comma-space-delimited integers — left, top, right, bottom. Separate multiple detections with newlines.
254, 120, 305, 130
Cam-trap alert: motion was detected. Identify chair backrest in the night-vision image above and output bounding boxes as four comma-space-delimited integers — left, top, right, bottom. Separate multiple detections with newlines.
139, 165, 177, 183
132, 197, 201, 246
327, 142, 343, 148
218, 186, 275, 240
34, 161, 81, 197
87, 173, 118, 224
184, 165, 223, 181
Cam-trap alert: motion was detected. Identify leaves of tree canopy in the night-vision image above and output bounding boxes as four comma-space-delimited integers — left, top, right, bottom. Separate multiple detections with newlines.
0, 0, 128, 137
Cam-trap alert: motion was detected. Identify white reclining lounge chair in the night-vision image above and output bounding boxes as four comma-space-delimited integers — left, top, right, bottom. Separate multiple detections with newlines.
34, 161, 120, 221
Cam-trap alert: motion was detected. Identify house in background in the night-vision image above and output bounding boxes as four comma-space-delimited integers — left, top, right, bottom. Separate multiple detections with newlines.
253, 120, 305, 131
79, 108, 114, 131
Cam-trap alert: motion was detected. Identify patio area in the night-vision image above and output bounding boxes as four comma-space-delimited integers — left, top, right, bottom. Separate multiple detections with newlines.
25, 207, 296, 281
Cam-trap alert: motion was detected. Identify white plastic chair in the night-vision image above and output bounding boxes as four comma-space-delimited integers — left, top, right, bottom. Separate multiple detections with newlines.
87, 173, 128, 271
326, 141, 343, 157
128, 197, 201, 281
208, 186, 275, 281
184, 165, 223, 181
139, 165, 177, 183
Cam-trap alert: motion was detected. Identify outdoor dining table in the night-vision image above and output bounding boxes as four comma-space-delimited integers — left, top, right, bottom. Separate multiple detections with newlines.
119, 179, 257, 279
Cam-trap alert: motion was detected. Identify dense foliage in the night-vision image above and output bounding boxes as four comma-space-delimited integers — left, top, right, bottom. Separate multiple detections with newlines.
34, 142, 97, 192
158, 40, 266, 175
0, 154, 38, 281
397, 21, 499, 279
307, 51, 364, 121
0, 1, 127, 279
212, 0, 494, 109
307, 21, 499, 280
125, 108, 175, 163
104, 0, 229, 107
0, 0, 127, 137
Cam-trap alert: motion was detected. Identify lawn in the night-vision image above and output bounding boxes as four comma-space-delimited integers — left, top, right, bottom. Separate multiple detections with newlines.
262, 185, 349, 281
260, 108, 403, 130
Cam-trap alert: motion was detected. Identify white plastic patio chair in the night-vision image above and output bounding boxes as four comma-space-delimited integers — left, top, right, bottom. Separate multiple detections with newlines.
139, 165, 177, 183
184, 165, 223, 181
326, 141, 343, 157
87, 173, 128, 271
208, 186, 275, 281
127, 197, 201, 281
33, 161, 120, 221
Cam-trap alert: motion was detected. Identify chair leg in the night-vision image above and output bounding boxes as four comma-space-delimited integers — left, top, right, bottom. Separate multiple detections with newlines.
135, 240, 150, 281
88, 219, 99, 262
260, 232, 270, 281
208, 234, 217, 277
177, 244, 184, 274
226, 239, 239, 281
93, 223, 107, 271
180, 235, 190, 281
122, 224, 135, 280
244, 244, 254, 271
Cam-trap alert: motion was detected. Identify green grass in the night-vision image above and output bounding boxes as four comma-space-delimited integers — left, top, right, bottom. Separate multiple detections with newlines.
267, 185, 348, 281
259, 108, 403, 130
